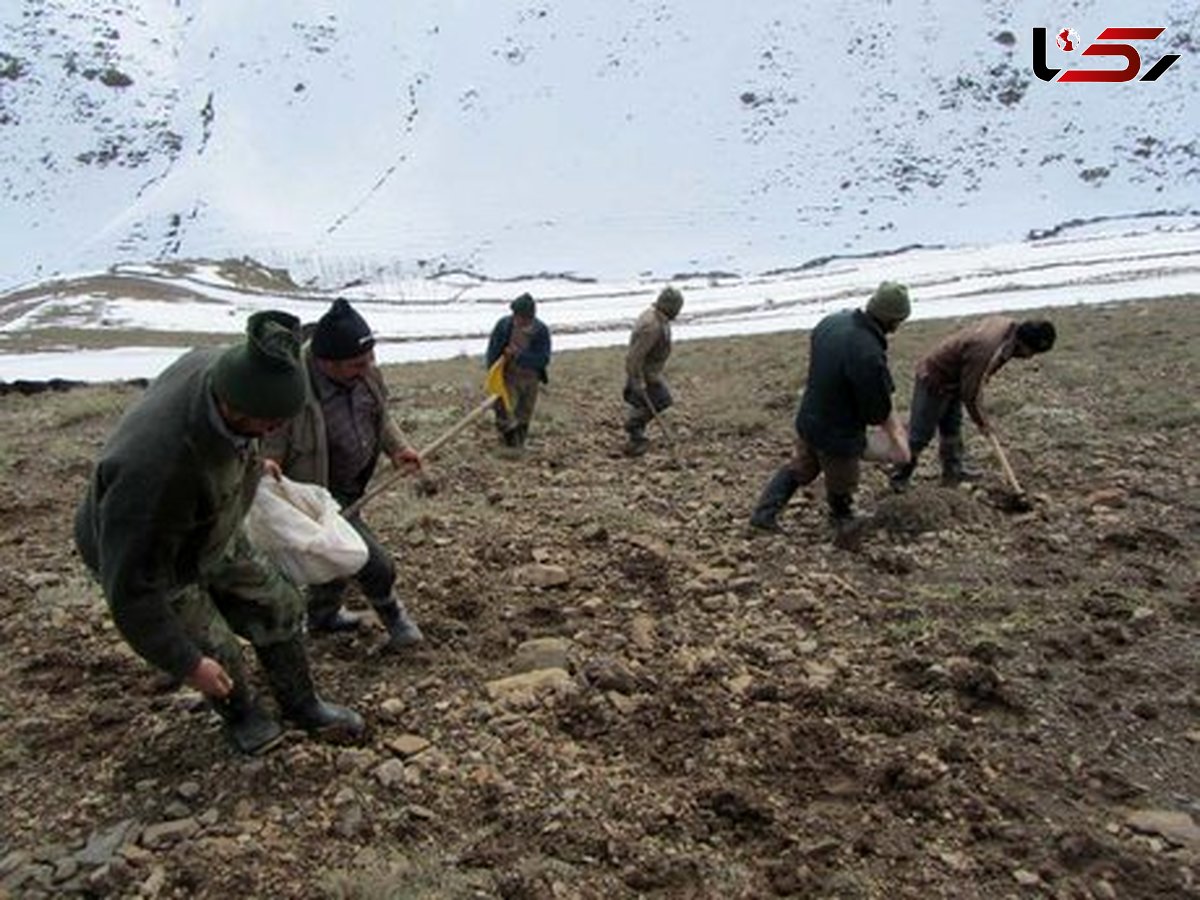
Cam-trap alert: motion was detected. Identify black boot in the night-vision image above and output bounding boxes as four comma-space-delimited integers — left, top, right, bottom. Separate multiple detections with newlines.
373, 594, 424, 652
941, 458, 982, 486
939, 436, 981, 486
307, 584, 364, 635
307, 607, 365, 635
828, 493, 867, 551
623, 433, 649, 457
212, 684, 284, 756
515, 424, 529, 447
890, 459, 917, 493
256, 638, 365, 738
749, 467, 801, 532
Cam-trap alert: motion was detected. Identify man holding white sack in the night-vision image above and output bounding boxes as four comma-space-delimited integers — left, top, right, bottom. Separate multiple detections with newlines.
74, 311, 364, 755
748, 282, 912, 548
263, 299, 424, 652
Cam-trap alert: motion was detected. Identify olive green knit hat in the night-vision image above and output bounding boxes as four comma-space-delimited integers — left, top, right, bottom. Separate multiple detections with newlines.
212, 310, 306, 419
866, 281, 911, 326
654, 286, 684, 319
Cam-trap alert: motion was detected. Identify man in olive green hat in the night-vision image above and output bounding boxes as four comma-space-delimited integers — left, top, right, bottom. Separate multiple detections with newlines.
749, 281, 912, 548
623, 286, 683, 456
75, 311, 364, 755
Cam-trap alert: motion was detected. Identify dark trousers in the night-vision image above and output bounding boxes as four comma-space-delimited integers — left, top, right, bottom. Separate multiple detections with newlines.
789, 436, 860, 511
624, 379, 673, 438
750, 435, 861, 528
907, 376, 965, 469
493, 369, 540, 434
307, 513, 395, 618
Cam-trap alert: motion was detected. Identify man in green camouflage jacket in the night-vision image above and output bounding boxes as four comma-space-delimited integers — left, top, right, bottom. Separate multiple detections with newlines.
74, 311, 364, 755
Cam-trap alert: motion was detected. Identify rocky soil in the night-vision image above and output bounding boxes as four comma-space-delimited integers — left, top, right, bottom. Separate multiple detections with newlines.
0, 296, 1197, 899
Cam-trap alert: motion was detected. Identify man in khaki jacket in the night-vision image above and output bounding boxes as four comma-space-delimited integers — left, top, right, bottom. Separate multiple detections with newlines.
264, 300, 424, 652
623, 286, 683, 456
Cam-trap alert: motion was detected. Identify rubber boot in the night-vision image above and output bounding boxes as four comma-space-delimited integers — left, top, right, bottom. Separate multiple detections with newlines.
373, 594, 424, 652
940, 437, 981, 486
941, 459, 983, 486
515, 424, 529, 448
749, 467, 801, 533
307, 607, 365, 635
256, 638, 365, 737
828, 493, 867, 551
212, 683, 284, 756
623, 423, 650, 457
890, 459, 917, 493
307, 584, 365, 635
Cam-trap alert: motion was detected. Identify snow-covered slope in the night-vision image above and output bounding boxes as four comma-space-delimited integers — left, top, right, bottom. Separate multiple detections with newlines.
2, 222, 1197, 382
2, 0, 1197, 292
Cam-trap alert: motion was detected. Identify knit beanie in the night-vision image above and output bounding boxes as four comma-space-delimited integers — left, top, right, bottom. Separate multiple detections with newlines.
212, 310, 306, 419
312, 299, 375, 361
654, 286, 684, 319
866, 281, 911, 326
1016, 319, 1057, 353
510, 293, 536, 317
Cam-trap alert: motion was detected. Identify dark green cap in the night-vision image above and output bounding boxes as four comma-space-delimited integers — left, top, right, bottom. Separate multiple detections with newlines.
212, 310, 306, 419
655, 286, 683, 319
866, 281, 911, 326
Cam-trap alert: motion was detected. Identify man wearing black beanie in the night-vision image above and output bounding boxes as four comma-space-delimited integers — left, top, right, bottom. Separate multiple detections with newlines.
264, 299, 425, 653
891, 315, 1057, 491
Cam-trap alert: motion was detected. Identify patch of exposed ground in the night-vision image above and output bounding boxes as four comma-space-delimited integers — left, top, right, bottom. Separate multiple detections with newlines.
0, 297, 1197, 898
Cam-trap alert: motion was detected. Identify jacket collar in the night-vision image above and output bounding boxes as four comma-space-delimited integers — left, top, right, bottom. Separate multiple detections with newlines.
854, 308, 888, 347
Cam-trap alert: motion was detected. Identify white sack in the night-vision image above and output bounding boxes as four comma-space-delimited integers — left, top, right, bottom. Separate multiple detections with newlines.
862, 423, 910, 464
245, 476, 368, 586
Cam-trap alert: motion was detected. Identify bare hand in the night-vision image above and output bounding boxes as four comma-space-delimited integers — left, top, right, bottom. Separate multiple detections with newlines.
186, 656, 234, 699
392, 446, 422, 473
262, 458, 283, 481
889, 435, 912, 465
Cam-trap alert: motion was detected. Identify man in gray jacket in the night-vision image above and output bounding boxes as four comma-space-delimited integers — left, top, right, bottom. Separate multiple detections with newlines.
623, 286, 683, 456
263, 299, 424, 652
75, 311, 364, 755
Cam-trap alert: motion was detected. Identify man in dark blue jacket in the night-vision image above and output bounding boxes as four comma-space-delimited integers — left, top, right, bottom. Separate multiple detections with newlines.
749, 282, 912, 547
485, 293, 551, 449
